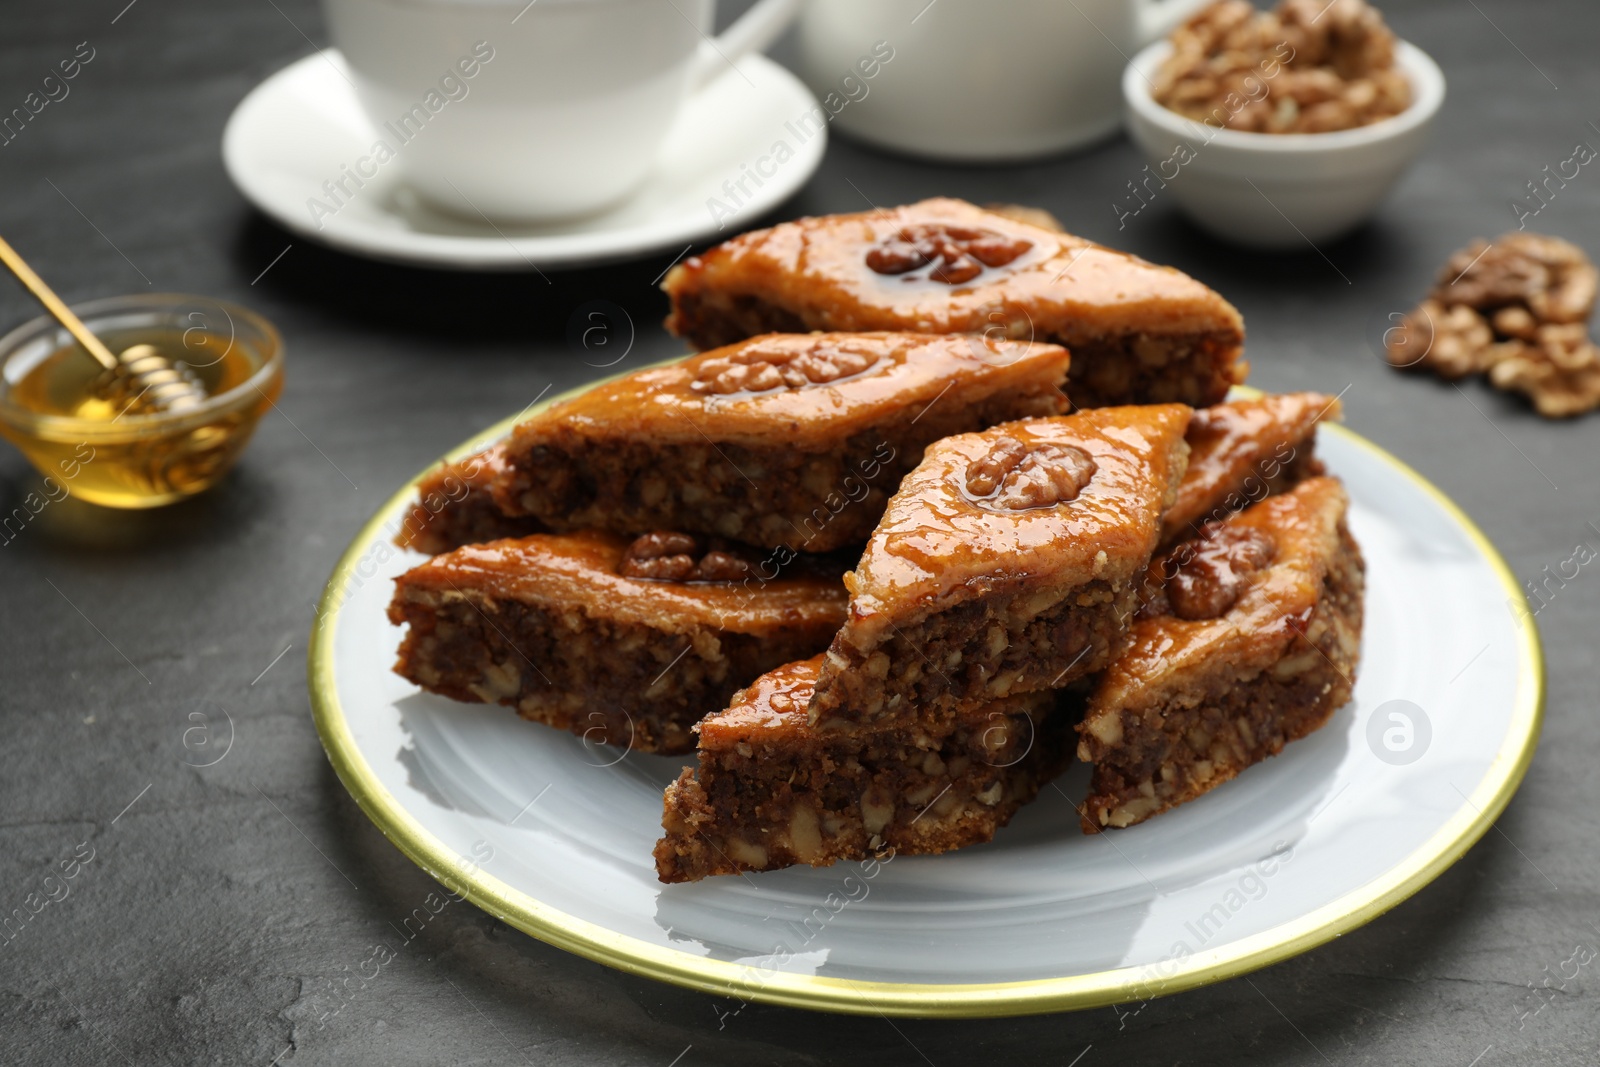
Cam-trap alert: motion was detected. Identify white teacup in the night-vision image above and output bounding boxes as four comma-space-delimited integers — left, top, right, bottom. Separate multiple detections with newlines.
322, 0, 802, 222
798, 0, 1211, 162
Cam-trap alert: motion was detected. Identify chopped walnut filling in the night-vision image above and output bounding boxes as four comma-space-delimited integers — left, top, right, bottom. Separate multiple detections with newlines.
1165, 523, 1277, 620
864, 223, 1033, 286
1387, 233, 1600, 418
690, 340, 882, 395
619, 532, 754, 582
1153, 0, 1410, 134
965, 435, 1098, 510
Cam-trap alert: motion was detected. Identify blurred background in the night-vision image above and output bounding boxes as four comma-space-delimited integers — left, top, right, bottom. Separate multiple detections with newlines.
1, 1, 1596, 1063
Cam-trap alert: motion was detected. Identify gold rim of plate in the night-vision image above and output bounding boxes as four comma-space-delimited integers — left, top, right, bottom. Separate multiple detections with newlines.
307, 377, 1545, 1018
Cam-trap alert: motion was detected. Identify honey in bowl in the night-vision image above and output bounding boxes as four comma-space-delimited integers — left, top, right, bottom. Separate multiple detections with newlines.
0, 295, 283, 509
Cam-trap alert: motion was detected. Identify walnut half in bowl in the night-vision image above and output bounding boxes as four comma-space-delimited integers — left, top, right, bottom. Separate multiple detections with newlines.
1153, 0, 1411, 134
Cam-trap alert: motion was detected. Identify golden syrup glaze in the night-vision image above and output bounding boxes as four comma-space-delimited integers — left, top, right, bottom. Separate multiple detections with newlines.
840, 405, 1193, 647
454, 443, 512, 485
396, 442, 539, 552
698, 654, 825, 747
1087, 476, 1350, 717
395, 532, 848, 636
664, 198, 1245, 344
411, 443, 506, 503
501, 332, 1069, 453
1163, 392, 1342, 543
700, 654, 1050, 751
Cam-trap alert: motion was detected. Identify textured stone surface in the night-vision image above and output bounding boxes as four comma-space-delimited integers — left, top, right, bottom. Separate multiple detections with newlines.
2, 1, 1598, 1063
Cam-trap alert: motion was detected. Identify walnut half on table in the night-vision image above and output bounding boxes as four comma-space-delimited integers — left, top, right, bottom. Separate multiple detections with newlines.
1385, 233, 1600, 418
1432, 234, 1599, 326
1486, 325, 1600, 419
1384, 300, 1496, 380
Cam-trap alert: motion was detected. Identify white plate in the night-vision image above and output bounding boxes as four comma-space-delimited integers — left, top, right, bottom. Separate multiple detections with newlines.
222, 50, 826, 271
309, 393, 1542, 1017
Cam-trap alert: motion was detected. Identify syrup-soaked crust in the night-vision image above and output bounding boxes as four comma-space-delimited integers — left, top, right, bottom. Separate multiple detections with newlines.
491, 332, 1070, 553
661, 198, 1247, 409
1077, 477, 1364, 830
808, 405, 1192, 734
388, 533, 849, 755
654, 656, 1071, 882
396, 444, 544, 555
1162, 391, 1341, 548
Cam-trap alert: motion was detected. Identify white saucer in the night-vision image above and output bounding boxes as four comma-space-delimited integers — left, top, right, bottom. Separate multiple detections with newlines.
221, 50, 826, 271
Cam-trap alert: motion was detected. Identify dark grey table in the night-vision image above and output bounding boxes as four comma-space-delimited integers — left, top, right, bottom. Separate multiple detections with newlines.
3, 1, 1597, 1063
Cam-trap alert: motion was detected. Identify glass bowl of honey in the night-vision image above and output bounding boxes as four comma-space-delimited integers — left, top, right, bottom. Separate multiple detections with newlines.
0, 293, 283, 508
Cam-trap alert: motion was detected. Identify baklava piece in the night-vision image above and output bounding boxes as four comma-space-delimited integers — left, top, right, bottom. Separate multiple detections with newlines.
492, 331, 1070, 553
661, 198, 1246, 409
389, 531, 848, 755
1077, 477, 1364, 831
808, 405, 1193, 734
655, 656, 1069, 882
1162, 390, 1340, 547
396, 444, 543, 555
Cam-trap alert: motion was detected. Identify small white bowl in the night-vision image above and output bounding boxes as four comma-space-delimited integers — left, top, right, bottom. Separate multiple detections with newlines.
1122, 39, 1445, 249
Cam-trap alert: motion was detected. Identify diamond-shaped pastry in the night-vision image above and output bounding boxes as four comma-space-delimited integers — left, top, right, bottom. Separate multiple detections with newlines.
654, 655, 1069, 881
390, 531, 849, 754
809, 404, 1193, 733
1077, 476, 1364, 830
662, 198, 1246, 409
1163, 390, 1341, 547
492, 331, 1071, 552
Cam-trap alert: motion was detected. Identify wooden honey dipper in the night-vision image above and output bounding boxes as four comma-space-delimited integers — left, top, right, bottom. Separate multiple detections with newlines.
0, 234, 207, 413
